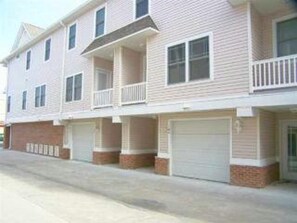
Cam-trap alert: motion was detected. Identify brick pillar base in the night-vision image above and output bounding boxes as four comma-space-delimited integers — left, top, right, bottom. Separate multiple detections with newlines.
59, 148, 70, 160
120, 153, 156, 169
3, 127, 10, 149
155, 157, 169, 175
93, 151, 120, 165
231, 163, 280, 188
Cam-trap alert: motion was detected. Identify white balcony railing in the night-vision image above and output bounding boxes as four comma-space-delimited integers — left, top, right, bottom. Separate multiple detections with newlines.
121, 82, 146, 105
252, 54, 297, 91
93, 88, 113, 108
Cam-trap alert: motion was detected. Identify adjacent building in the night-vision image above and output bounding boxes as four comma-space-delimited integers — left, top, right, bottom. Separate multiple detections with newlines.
1, 0, 297, 188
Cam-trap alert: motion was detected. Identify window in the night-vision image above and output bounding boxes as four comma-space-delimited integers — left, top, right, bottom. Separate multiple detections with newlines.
135, 0, 149, 19
277, 17, 297, 57
26, 50, 31, 70
44, 38, 51, 61
7, 96, 11, 113
95, 8, 105, 37
68, 24, 76, 50
167, 34, 212, 85
22, 91, 27, 110
168, 43, 186, 84
66, 73, 82, 102
35, 85, 46, 107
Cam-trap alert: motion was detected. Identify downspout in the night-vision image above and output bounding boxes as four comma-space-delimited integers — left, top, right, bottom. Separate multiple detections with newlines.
59, 21, 67, 121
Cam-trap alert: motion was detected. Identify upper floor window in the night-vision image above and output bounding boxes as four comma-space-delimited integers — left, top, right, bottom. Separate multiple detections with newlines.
35, 85, 46, 107
277, 17, 297, 57
66, 73, 82, 102
167, 34, 213, 85
44, 38, 51, 61
95, 7, 105, 37
135, 0, 149, 19
26, 50, 31, 70
22, 91, 27, 110
68, 24, 76, 50
7, 96, 11, 113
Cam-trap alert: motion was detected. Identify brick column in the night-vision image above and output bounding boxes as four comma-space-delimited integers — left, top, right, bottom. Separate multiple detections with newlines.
59, 148, 70, 160
120, 153, 156, 169
230, 163, 280, 188
155, 157, 169, 175
3, 126, 10, 149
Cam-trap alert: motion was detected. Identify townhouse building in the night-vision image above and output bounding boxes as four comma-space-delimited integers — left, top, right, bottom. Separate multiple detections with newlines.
1, 0, 297, 188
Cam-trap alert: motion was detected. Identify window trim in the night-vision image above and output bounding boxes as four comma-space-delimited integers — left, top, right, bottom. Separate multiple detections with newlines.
133, 0, 150, 21
44, 37, 52, 62
34, 84, 47, 108
25, 49, 32, 71
272, 13, 297, 58
22, 90, 27, 110
67, 22, 77, 51
165, 32, 214, 87
65, 72, 84, 103
93, 3, 107, 39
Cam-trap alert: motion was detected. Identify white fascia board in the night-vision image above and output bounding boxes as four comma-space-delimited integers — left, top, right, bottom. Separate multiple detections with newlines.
228, 0, 247, 6
6, 91, 297, 124
237, 107, 259, 117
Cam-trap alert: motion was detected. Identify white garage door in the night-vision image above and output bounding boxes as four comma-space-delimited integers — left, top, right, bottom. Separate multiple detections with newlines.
72, 124, 94, 162
171, 119, 230, 183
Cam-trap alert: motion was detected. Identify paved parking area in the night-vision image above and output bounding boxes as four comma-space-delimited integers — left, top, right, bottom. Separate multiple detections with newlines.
0, 150, 297, 223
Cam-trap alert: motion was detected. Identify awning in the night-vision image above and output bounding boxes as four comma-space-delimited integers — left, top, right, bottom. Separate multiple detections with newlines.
81, 16, 159, 59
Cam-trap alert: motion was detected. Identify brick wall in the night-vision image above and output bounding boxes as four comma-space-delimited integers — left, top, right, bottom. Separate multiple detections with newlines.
3, 126, 10, 149
120, 153, 156, 169
155, 157, 169, 175
93, 151, 120, 165
11, 121, 64, 151
230, 163, 280, 188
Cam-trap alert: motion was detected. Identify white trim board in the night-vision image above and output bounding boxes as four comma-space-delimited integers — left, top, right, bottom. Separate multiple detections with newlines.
121, 149, 157, 155
93, 147, 121, 152
230, 157, 277, 167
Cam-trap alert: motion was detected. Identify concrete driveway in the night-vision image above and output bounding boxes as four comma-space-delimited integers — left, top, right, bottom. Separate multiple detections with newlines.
0, 150, 296, 223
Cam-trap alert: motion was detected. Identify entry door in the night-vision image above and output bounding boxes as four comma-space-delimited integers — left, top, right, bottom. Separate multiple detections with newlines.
72, 124, 94, 162
96, 69, 112, 91
283, 122, 297, 181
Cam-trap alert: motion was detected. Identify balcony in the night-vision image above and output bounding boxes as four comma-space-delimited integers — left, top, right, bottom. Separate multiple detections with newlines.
121, 82, 146, 105
252, 54, 297, 92
93, 89, 113, 108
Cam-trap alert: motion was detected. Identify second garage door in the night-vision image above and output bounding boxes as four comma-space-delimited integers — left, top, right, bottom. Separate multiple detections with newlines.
72, 124, 94, 162
171, 119, 230, 183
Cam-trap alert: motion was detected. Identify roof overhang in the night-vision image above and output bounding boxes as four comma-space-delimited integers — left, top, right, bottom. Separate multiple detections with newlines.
81, 16, 159, 60
228, 0, 247, 6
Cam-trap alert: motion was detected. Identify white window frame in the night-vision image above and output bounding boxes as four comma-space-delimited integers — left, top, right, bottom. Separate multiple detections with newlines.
133, 0, 150, 21
65, 72, 84, 103
67, 22, 77, 51
22, 90, 27, 110
44, 37, 52, 62
272, 13, 297, 58
93, 3, 107, 39
34, 84, 47, 108
25, 49, 32, 71
165, 32, 214, 87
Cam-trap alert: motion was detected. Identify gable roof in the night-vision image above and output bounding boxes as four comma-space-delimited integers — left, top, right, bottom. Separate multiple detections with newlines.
11, 23, 45, 52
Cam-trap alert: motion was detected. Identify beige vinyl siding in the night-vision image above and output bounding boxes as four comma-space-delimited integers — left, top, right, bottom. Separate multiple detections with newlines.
129, 117, 157, 150
251, 5, 263, 61
147, 1, 249, 104
94, 57, 113, 71
259, 110, 276, 159
101, 118, 121, 148
159, 110, 258, 159
121, 47, 143, 86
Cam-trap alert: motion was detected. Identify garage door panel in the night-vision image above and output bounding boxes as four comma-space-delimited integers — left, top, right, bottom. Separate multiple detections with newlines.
172, 135, 229, 150
72, 124, 94, 162
173, 162, 229, 182
173, 120, 229, 135
171, 119, 230, 183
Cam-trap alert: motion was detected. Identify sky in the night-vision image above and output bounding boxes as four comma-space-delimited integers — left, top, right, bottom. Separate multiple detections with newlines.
0, 0, 88, 95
